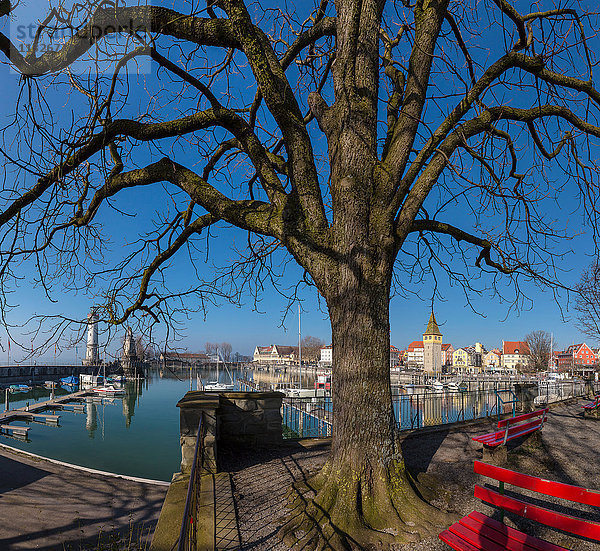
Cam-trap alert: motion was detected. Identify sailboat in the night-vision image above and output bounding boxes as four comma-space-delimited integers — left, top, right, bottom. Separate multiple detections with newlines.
92, 363, 125, 395
203, 350, 235, 391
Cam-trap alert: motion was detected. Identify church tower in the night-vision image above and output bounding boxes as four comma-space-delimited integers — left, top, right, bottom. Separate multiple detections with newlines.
423, 311, 442, 375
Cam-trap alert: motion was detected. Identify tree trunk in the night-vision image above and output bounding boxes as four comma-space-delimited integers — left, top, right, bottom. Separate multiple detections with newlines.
279, 273, 455, 550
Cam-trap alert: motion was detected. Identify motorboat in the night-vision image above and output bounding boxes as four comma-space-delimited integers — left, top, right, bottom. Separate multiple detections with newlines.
92, 385, 125, 395
9, 384, 31, 392
431, 380, 444, 392
203, 382, 235, 391
60, 376, 79, 386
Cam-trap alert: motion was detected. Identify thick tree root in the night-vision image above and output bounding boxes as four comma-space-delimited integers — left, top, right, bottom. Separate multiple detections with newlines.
278, 460, 457, 550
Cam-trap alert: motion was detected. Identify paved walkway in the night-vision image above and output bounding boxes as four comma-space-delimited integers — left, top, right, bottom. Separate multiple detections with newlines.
0, 445, 167, 550
221, 398, 600, 550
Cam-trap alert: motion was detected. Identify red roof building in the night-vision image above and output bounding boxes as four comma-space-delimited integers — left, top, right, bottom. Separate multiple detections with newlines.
441, 343, 454, 367
557, 343, 597, 369
502, 341, 530, 370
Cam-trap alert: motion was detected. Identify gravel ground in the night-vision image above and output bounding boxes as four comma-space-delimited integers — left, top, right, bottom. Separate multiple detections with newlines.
220, 399, 600, 550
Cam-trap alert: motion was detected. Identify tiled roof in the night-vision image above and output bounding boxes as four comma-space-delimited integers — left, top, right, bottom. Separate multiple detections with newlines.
275, 345, 298, 355
424, 312, 442, 336
408, 340, 424, 351
503, 341, 530, 355
257, 345, 274, 353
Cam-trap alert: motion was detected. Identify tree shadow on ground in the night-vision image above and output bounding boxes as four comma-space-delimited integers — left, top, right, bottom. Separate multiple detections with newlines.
400, 428, 451, 476
219, 438, 331, 473
0, 453, 50, 495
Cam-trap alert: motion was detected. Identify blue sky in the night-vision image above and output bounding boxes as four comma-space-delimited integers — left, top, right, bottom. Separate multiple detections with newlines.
0, 1, 598, 362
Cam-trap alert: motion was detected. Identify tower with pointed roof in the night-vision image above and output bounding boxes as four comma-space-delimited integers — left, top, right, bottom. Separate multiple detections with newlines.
423, 311, 442, 375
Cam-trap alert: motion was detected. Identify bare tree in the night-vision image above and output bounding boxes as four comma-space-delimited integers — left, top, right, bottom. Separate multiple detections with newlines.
301, 335, 325, 362
204, 342, 218, 357
575, 262, 600, 343
525, 331, 552, 371
219, 342, 232, 361
2, 0, 600, 547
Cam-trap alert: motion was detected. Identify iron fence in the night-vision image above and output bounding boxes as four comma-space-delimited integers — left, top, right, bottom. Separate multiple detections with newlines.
177, 414, 206, 551
281, 381, 600, 439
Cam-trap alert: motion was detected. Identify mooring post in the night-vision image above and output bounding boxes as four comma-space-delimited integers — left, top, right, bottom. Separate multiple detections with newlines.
4, 388, 8, 412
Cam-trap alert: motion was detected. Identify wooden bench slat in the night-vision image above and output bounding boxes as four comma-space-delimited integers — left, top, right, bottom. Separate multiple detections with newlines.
473, 418, 546, 447
497, 408, 549, 428
439, 527, 482, 551
449, 520, 515, 551
473, 408, 548, 447
474, 461, 600, 507
463, 512, 568, 551
475, 485, 600, 541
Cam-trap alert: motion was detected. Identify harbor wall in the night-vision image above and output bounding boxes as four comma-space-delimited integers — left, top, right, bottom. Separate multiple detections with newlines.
0, 365, 94, 384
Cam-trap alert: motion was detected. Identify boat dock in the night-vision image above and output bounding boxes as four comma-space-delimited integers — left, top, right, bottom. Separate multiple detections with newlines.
0, 390, 92, 437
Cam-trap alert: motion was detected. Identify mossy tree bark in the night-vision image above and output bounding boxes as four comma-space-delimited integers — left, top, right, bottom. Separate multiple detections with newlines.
280, 300, 447, 548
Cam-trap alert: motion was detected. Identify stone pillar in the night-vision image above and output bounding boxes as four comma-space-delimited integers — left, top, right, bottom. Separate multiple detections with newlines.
176, 390, 285, 475
218, 391, 284, 447
177, 392, 219, 474
514, 383, 537, 413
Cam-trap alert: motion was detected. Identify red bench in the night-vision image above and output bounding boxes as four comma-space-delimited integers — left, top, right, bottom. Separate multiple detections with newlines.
582, 395, 599, 414
472, 408, 549, 448
439, 460, 600, 550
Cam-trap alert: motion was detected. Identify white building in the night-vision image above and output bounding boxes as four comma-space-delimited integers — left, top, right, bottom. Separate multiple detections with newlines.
502, 341, 530, 371
253, 344, 298, 365
320, 345, 333, 367
407, 341, 424, 368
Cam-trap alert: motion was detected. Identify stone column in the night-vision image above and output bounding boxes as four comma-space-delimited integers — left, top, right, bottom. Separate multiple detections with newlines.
514, 383, 537, 413
177, 392, 219, 474
177, 390, 285, 475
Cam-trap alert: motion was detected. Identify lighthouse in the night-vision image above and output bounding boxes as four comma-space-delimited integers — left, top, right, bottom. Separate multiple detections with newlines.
83, 310, 99, 365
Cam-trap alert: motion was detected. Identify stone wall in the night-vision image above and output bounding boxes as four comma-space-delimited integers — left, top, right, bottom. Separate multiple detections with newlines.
218, 391, 283, 447
0, 365, 94, 384
177, 390, 284, 474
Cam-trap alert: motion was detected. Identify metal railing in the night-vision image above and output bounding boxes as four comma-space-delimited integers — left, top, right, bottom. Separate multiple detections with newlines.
281, 381, 600, 439
177, 415, 206, 551
282, 395, 333, 438
533, 379, 592, 405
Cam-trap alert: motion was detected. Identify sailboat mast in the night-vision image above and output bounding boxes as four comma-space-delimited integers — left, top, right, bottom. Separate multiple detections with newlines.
298, 304, 302, 389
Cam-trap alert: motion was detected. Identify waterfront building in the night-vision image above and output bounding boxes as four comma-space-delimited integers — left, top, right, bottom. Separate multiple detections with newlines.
502, 341, 530, 371
452, 345, 484, 374
83, 310, 99, 366
320, 345, 333, 367
407, 340, 424, 369
423, 312, 442, 375
390, 345, 400, 367
253, 344, 299, 366
484, 349, 502, 371
556, 343, 598, 378
441, 343, 454, 369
